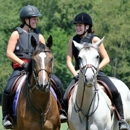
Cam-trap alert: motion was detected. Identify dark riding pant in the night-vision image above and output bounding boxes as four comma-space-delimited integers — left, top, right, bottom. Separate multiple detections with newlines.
4, 68, 23, 94
97, 70, 119, 99
2, 68, 23, 119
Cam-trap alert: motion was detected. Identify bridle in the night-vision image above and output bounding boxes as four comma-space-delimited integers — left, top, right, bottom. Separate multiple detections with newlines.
79, 45, 99, 86
31, 68, 52, 91
74, 46, 100, 129
26, 49, 53, 130
80, 64, 98, 82
30, 50, 53, 92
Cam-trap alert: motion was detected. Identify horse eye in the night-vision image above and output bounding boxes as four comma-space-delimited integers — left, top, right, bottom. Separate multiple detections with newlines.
78, 57, 82, 62
96, 55, 100, 59
51, 58, 53, 62
78, 56, 81, 60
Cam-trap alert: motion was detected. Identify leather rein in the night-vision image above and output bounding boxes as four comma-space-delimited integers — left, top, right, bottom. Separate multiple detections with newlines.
74, 46, 100, 129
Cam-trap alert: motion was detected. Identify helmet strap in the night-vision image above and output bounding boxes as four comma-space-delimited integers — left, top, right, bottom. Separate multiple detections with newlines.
78, 25, 88, 37
25, 18, 35, 32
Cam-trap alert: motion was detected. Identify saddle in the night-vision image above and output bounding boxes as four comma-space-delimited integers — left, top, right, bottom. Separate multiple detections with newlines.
9, 74, 26, 117
11, 75, 63, 111
11, 74, 25, 95
51, 78, 62, 111
67, 80, 121, 120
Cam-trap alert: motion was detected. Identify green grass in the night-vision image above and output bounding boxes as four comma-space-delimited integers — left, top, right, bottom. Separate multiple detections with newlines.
0, 106, 68, 130
0, 107, 4, 130
60, 122, 68, 130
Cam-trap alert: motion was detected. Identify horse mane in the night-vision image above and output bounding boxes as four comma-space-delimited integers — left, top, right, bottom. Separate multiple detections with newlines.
27, 59, 33, 80
82, 43, 99, 52
81, 43, 93, 51
33, 43, 46, 55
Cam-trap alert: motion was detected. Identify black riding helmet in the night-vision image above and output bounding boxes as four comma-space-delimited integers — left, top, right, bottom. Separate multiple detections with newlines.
19, 5, 41, 31
73, 12, 93, 35
20, 5, 41, 22
73, 12, 92, 27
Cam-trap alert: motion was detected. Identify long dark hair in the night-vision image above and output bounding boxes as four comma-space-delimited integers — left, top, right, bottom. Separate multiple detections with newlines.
87, 25, 94, 33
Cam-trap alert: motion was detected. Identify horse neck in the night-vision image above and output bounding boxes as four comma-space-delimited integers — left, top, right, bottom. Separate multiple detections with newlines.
28, 74, 50, 108
76, 76, 98, 110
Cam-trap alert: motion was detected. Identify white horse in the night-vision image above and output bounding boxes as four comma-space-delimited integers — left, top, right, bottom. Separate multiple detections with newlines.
68, 37, 130, 130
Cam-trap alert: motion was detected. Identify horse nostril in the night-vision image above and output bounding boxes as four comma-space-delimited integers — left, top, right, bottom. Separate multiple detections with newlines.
39, 82, 48, 88
39, 84, 43, 88
38, 82, 49, 92
44, 82, 48, 88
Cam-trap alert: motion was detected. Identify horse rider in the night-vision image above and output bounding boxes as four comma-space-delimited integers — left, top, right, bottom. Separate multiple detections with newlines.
63, 12, 129, 130
2, 5, 66, 129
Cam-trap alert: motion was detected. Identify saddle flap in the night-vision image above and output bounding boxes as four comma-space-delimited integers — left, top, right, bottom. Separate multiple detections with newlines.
97, 80, 121, 120
67, 82, 78, 102
11, 75, 25, 95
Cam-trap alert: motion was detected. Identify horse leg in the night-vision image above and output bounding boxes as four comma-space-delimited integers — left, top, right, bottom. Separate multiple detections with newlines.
44, 120, 59, 130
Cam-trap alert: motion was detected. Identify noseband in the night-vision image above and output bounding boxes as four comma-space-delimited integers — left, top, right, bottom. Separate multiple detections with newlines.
80, 64, 98, 77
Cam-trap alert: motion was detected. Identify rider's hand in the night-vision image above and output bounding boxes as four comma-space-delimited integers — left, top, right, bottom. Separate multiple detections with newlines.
74, 74, 79, 82
22, 62, 28, 72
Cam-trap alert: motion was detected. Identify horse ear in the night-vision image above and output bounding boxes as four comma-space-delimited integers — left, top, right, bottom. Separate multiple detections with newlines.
93, 36, 105, 48
46, 35, 53, 48
73, 40, 83, 50
31, 36, 37, 49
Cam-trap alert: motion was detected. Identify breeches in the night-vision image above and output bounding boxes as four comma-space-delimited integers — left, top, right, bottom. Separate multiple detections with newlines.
4, 68, 23, 94
97, 70, 119, 99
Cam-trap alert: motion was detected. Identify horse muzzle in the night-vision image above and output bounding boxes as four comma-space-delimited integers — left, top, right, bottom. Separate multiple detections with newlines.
84, 75, 95, 87
37, 81, 50, 92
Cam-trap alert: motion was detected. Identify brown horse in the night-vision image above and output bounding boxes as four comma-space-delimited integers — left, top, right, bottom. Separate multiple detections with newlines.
12, 35, 60, 130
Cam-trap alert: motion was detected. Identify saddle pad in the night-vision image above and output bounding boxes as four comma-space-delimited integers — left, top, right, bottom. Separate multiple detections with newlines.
12, 75, 27, 116
12, 76, 57, 116
50, 86, 57, 100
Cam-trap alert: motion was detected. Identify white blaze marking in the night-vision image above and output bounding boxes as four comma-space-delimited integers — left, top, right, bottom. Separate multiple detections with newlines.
39, 52, 46, 81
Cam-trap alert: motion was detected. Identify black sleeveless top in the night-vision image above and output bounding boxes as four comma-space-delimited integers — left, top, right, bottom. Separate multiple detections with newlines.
14, 27, 39, 59
72, 33, 95, 70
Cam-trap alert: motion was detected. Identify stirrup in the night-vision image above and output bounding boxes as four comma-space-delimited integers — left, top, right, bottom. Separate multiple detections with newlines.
119, 119, 129, 130
60, 113, 67, 123
3, 116, 14, 129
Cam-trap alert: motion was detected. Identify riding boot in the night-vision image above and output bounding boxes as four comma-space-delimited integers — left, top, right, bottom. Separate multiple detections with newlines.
58, 87, 67, 122
113, 94, 129, 130
2, 92, 13, 129
51, 74, 67, 122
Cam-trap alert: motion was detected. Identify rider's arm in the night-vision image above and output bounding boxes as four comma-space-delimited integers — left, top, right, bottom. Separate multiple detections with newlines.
6, 31, 24, 66
66, 38, 78, 77
92, 36, 110, 70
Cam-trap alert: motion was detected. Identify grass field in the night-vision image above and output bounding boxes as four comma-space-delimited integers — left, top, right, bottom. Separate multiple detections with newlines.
0, 106, 4, 130
0, 106, 68, 130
